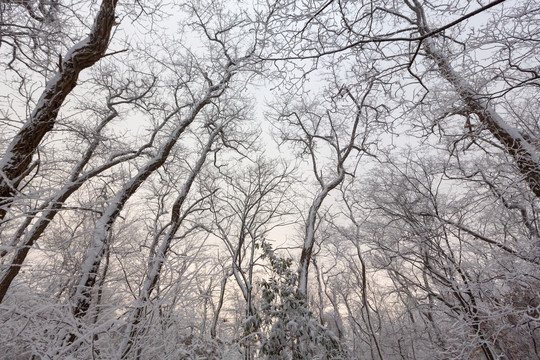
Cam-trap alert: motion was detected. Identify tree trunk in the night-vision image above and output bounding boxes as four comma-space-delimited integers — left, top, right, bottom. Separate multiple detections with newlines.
408, 0, 540, 199
0, 0, 118, 220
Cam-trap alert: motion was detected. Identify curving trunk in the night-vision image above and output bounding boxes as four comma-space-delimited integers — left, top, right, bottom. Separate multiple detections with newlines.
0, 0, 118, 220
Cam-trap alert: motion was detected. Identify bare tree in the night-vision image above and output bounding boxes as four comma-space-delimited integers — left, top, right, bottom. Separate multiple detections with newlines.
403, 0, 540, 198
117, 120, 226, 358
55, 0, 260, 352
63, 66, 234, 344
356, 151, 539, 359
272, 80, 381, 296
205, 156, 295, 358
0, 72, 156, 303
0, 0, 119, 221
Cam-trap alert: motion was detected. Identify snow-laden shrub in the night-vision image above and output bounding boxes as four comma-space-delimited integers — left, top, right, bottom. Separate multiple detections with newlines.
258, 241, 348, 359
